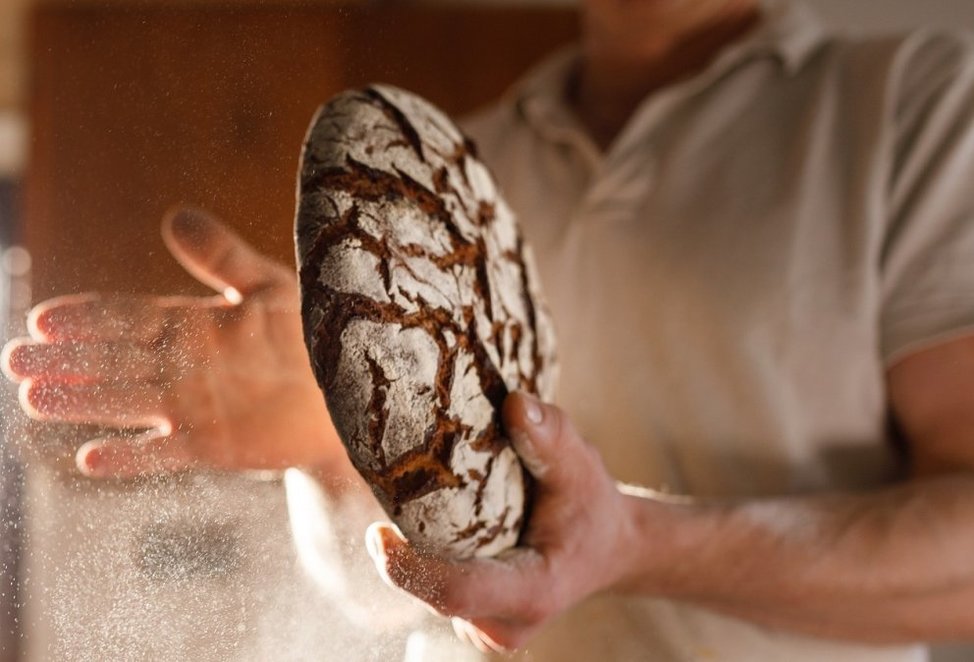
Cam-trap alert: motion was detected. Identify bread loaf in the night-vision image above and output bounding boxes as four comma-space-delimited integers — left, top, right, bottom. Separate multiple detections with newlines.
295, 85, 557, 558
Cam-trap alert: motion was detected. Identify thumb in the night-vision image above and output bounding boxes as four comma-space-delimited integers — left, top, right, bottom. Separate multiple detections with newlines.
502, 392, 587, 488
161, 207, 289, 300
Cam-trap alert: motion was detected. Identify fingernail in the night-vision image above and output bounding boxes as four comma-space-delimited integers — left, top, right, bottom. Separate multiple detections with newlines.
29, 308, 74, 340
27, 308, 57, 339
21, 380, 46, 414
365, 524, 385, 561
0, 342, 23, 379
378, 525, 405, 551
77, 444, 106, 478
522, 393, 543, 426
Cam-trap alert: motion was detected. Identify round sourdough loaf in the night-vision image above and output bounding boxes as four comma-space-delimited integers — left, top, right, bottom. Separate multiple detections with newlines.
295, 84, 557, 558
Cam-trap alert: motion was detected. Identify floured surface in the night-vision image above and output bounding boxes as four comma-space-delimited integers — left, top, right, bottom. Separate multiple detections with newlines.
295, 85, 557, 558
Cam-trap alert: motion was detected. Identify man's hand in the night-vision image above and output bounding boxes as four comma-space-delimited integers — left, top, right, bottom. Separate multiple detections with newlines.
367, 338, 974, 651
1, 208, 341, 479
365, 392, 640, 653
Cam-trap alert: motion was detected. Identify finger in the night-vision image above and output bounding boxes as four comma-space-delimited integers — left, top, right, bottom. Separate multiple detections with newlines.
3, 340, 162, 382
503, 391, 586, 486
28, 294, 209, 344
29, 294, 168, 343
28, 293, 99, 341
20, 379, 169, 428
77, 431, 195, 479
366, 522, 548, 621
451, 617, 478, 650
1, 337, 30, 381
453, 618, 510, 654
162, 207, 291, 300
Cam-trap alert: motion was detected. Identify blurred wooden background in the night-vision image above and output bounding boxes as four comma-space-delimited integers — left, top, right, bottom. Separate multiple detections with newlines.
13, 7, 577, 662
27, 4, 578, 300
15, 4, 974, 662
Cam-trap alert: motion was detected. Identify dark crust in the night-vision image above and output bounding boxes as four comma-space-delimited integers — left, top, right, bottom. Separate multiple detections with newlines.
296, 86, 549, 550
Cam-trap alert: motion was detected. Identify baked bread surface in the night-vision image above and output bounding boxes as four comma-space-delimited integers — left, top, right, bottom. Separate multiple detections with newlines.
295, 84, 557, 558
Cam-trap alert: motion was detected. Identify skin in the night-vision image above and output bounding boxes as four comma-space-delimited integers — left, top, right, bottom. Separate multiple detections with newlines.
6, 0, 974, 654
369, 373, 974, 652
8, 214, 974, 653
369, 0, 974, 652
3, 208, 351, 483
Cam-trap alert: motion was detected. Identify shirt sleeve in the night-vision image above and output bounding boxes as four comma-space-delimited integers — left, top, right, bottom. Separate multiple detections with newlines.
880, 29, 974, 364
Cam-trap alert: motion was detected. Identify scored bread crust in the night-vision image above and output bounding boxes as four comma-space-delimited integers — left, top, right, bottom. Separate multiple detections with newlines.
295, 84, 557, 558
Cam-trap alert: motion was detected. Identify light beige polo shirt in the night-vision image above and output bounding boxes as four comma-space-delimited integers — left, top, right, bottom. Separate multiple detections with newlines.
459, 1, 974, 660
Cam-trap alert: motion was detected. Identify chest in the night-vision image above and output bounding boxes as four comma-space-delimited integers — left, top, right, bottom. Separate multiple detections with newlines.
503, 69, 891, 354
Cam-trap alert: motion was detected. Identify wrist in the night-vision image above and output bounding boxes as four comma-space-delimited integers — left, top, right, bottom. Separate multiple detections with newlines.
612, 485, 719, 599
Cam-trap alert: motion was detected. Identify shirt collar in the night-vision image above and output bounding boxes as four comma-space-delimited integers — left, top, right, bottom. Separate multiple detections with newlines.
512, 0, 828, 138
747, 0, 828, 74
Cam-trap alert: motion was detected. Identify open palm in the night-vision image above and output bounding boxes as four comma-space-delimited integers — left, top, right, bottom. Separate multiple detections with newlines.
2, 209, 340, 478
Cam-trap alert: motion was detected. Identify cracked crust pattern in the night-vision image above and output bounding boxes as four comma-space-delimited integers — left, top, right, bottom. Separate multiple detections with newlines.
295, 85, 557, 558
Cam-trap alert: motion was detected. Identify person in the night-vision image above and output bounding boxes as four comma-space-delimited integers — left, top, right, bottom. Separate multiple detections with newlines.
6, 0, 974, 659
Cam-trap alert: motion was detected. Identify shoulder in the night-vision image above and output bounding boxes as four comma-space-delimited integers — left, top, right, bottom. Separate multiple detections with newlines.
892, 28, 974, 77
890, 29, 974, 127
786, 26, 974, 156
816, 28, 974, 112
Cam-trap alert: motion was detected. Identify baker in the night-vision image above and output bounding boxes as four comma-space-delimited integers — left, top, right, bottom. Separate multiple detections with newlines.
6, 0, 974, 660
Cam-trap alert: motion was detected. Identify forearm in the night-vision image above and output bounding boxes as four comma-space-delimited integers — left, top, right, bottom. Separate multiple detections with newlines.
619, 475, 974, 642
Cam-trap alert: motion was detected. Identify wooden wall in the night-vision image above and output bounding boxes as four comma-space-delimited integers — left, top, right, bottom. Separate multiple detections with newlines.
27, 4, 578, 299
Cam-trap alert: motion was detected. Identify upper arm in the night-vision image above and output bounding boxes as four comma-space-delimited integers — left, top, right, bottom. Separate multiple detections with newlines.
887, 335, 974, 476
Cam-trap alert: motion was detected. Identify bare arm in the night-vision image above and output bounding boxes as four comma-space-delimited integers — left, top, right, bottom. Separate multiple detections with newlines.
618, 337, 974, 643
621, 475, 974, 643
371, 337, 974, 651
